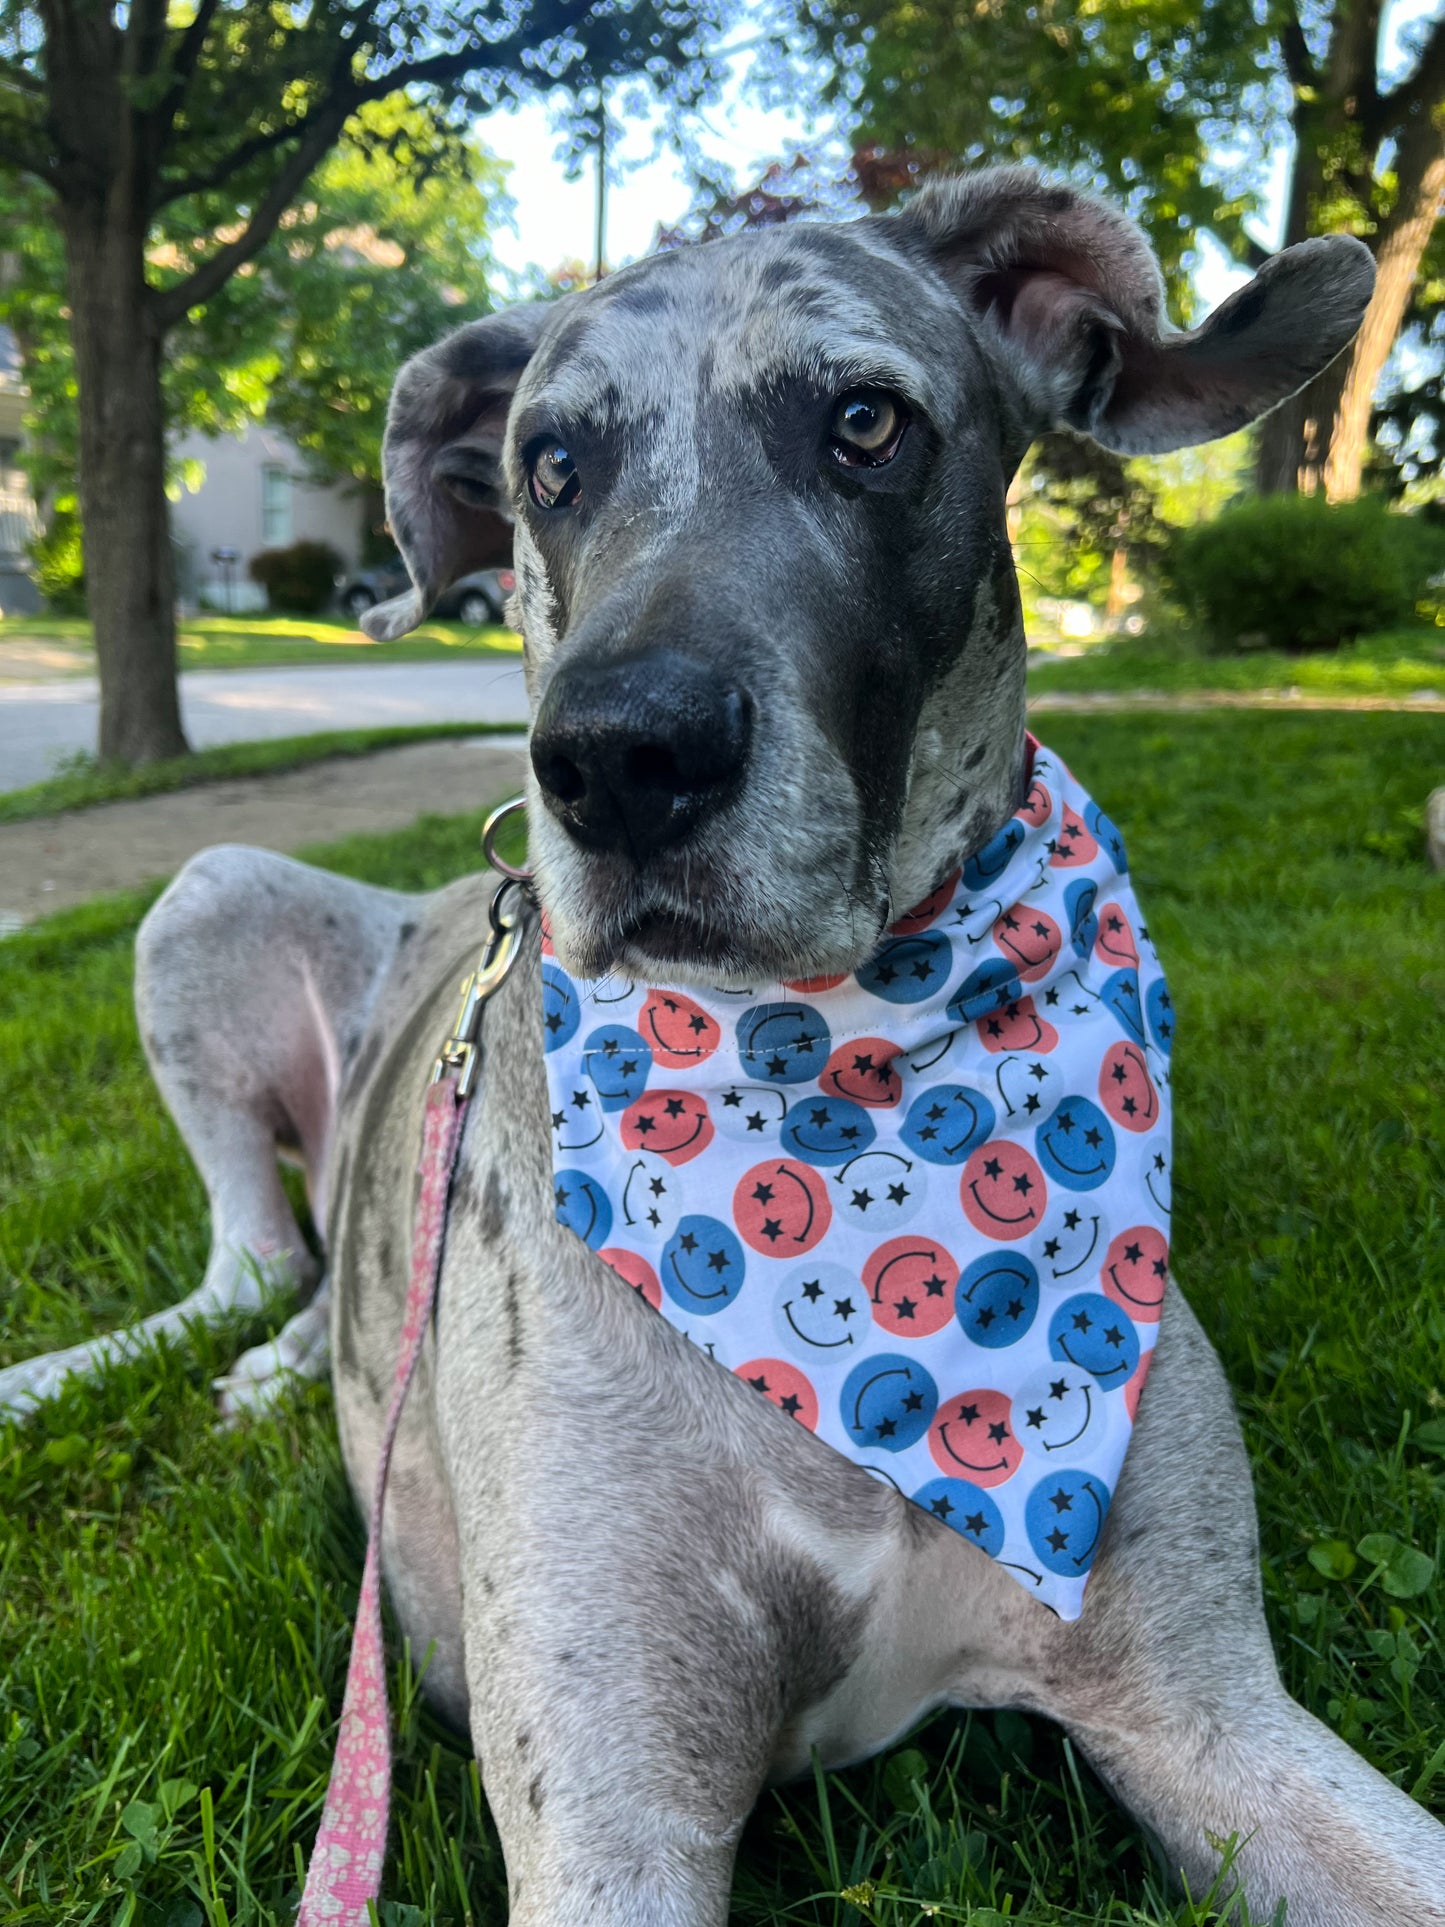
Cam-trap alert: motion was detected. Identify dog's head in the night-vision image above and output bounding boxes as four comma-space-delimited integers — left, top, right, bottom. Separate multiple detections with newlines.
368, 168, 1372, 983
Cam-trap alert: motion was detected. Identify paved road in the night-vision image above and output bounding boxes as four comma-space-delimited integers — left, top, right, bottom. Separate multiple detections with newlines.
0, 659, 530, 792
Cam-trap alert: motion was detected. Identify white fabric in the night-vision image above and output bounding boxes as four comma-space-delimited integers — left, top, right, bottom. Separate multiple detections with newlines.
542, 742, 1173, 1619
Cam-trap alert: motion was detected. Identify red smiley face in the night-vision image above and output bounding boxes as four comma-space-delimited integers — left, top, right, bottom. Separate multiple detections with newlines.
864, 1236, 959, 1338
734, 1159, 832, 1257
1124, 1347, 1154, 1420
736, 1357, 819, 1430
782, 972, 848, 993
928, 1388, 1023, 1487
1093, 901, 1139, 970
960, 1141, 1047, 1241
992, 904, 1062, 982
639, 988, 721, 1068
1048, 806, 1099, 869
598, 1246, 662, 1310
975, 996, 1060, 1056
1098, 1039, 1160, 1133
822, 1038, 903, 1109
890, 869, 962, 935
620, 1089, 714, 1165
1101, 1225, 1169, 1323
1018, 777, 1052, 828
540, 914, 556, 956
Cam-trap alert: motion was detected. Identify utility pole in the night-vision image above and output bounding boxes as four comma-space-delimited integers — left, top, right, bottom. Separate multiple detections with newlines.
593, 86, 608, 283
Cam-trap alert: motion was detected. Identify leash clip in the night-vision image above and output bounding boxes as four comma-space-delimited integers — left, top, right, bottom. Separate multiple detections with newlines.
432, 798, 531, 1098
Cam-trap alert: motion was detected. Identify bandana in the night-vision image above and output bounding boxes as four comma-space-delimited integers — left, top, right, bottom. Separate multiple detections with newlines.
541, 741, 1173, 1619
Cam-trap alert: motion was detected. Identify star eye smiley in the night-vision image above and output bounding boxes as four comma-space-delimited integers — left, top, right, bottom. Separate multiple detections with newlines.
827, 387, 910, 470
528, 439, 581, 510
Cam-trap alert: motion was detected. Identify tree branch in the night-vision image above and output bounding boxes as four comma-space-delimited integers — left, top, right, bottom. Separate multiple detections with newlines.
150, 104, 351, 327
0, 109, 54, 181
1279, 5, 1315, 90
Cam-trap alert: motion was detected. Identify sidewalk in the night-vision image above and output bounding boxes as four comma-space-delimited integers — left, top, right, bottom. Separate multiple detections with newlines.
0, 736, 529, 926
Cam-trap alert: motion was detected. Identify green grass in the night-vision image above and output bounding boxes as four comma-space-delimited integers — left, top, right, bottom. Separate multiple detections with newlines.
1028, 623, 1445, 698
2, 712, 1443, 1925
0, 722, 525, 827
0, 613, 520, 674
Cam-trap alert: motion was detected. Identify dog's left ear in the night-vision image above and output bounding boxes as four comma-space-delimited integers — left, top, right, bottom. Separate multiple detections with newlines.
895, 167, 1375, 455
361, 299, 571, 641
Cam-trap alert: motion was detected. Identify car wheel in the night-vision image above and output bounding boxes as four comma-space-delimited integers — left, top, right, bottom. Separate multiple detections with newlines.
344, 586, 377, 618
458, 590, 497, 627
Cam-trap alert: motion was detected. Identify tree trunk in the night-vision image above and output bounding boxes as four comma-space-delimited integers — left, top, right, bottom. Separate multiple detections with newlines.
64, 207, 188, 766
1324, 148, 1445, 501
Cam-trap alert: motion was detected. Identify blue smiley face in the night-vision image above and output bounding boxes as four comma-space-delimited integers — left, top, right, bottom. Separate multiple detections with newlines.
1146, 976, 1175, 1056
961, 817, 1025, 890
736, 1003, 831, 1082
900, 1084, 996, 1165
781, 1095, 877, 1166
1025, 1468, 1112, 1576
662, 1215, 746, 1314
1100, 968, 1146, 1046
1036, 1096, 1117, 1192
840, 1354, 938, 1451
552, 1169, 612, 1249
857, 931, 954, 1005
580, 1024, 652, 1110
955, 1252, 1039, 1349
773, 1262, 866, 1356
1064, 878, 1099, 960
947, 956, 1024, 1025
1086, 802, 1128, 874
912, 1478, 1005, 1556
541, 961, 580, 1052
1048, 1292, 1140, 1386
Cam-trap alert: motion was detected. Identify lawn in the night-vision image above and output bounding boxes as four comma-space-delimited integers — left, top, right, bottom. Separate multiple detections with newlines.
0, 613, 520, 675
2, 711, 1443, 1926
1028, 623, 1445, 699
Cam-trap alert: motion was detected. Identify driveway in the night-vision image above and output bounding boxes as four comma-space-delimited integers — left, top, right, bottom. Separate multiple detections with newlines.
0, 658, 530, 792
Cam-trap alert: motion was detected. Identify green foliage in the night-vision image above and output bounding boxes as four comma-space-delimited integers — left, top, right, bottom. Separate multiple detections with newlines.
1164, 497, 1445, 653
1026, 623, 1445, 702
29, 498, 85, 614
823, 0, 1267, 297
247, 540, 345, 614
2, 714, 1443, 1921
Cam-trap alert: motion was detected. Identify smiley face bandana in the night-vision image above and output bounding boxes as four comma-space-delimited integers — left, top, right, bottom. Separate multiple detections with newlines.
541, 741, 1173, 1620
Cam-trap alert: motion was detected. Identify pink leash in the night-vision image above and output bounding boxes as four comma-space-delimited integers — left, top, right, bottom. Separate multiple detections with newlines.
297, 843, 526, 1926
297, 1077, 469, 1926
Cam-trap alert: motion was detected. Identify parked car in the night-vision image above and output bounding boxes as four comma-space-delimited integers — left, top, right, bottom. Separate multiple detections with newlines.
337, 561, 515, 627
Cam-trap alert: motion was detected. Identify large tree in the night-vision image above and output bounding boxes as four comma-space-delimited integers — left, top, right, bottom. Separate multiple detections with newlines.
825, 0, 1445, 501
0, 0, 721, 765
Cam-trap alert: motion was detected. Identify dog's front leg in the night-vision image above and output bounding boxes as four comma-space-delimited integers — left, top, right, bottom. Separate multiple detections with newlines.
1039, 1289, 1445, 1926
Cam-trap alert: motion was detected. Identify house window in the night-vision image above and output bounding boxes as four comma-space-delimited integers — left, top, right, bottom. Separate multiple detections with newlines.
261, 463, 292, 547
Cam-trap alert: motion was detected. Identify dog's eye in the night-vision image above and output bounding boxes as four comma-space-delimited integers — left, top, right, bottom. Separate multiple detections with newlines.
829, 389, 909, 468
530, 442, 581, 510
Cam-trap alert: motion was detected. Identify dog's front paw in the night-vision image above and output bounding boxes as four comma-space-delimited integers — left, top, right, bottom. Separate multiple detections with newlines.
214, 1280, 331, 1423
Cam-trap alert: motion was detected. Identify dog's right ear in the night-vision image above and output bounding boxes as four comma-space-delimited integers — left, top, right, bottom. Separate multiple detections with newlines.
361, 300, 567, 641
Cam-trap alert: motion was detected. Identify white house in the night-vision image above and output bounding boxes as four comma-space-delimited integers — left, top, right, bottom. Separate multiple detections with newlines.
170, 419, 368, 612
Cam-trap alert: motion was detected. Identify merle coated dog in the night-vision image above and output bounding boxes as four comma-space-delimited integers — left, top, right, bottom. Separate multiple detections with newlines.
6, 169, 1444, 1924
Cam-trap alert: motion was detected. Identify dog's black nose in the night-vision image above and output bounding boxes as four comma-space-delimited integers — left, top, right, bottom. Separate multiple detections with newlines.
531, 649, 751, 860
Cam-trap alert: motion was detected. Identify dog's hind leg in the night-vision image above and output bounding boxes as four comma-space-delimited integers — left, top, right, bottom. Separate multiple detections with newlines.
1034, 1288, 1445, 1927
0, 845, 412, 1420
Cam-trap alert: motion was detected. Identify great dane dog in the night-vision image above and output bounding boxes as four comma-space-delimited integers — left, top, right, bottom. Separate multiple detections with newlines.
6, 169, 1444, 1924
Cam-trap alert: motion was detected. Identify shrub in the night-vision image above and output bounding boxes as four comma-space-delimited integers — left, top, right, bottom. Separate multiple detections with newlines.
1163, 495, 1443, 653
248, 539, 343, 614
